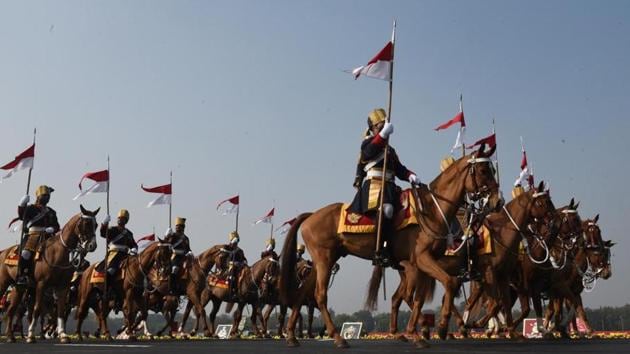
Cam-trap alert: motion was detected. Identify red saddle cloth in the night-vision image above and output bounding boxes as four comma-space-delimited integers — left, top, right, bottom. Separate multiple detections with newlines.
207, 274, 229, 289
338, 189, 419, 234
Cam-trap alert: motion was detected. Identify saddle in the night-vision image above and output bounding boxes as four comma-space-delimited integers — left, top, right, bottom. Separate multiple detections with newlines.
338, 189, 419, 234
90, 260, 125, 284
207, 273, 229, 289
444, 223, 493, 256
3, 245, 40, 266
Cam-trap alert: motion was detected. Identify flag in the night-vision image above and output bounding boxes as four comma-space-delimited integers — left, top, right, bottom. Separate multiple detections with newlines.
275, 217, 297, 235
254, 208, 274, 225
514, 150, 530, 187
467, 133, 496, 149
434, 112, 465, 131
141, 183, 172, 207
217, 195, 239, 215
1, 144, 35, 181
435, 96, 466, 152
73, 169, 109, 200
137, 233, 155, 243
351, 41, 393, 81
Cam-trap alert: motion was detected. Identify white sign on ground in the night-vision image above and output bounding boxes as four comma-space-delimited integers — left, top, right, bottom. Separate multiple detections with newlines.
340, 322, 363, 340
216, 324, 233, 339
523, 318, 543, 338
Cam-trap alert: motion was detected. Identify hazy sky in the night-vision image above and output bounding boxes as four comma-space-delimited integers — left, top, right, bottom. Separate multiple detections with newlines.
0, 0, 628, 314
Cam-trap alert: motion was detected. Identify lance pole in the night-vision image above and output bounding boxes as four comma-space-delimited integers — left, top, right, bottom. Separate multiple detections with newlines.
493, 118, 500, 186
17, 128, 36, 284
169, 171, 172, 229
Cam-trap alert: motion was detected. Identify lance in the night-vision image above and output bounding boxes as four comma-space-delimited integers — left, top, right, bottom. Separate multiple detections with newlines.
235, 194, 240, 233
103, 155, 111, 306
493, 118, 500, 186
16, 128, 36, 285
169, 171, 173, 229
460, 94, 465, 158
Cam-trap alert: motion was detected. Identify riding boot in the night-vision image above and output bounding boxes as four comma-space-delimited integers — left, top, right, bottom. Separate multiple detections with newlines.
16, 257, 31, 286
373, 219, 395, 268
168, 273, 178, 295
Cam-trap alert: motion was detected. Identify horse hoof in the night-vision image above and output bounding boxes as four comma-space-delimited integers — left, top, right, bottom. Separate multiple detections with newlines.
459, 327, 469, 338
60, 336, 70, 344
334, 337, 349, 348
128, 335, 137, 342
204, 330, 212, 338
421, 329, 430, 340
26, 337, 36, 344
106, 334, 113, 341
287, 337, 300, 347
6, 337, 15, 343
446, 333, 455, 340
437, 327, 448, 340
395, 334, 408, 342
415, 339, 430, 349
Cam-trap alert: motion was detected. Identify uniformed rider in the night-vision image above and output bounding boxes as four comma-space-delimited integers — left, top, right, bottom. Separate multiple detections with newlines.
260, 238, 278, 259
164, 217, 191, 295
100, 209, 137, 289
16, 185, 60, 285
349, 108, 419, 268
219, 231, 247, 298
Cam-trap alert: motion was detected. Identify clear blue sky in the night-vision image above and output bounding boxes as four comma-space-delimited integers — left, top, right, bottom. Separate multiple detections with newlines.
0, 0, 628, 314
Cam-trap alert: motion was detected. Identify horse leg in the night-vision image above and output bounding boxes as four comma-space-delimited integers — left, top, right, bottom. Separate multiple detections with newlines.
230, 303, 244, 338
55, 287, 70, 343
180, 299, 194, 335
4, 286, 22, 343
285, 303, 302, 347
404, 285, 429, 348
512, 290, 531, 330
250, 303, 262, 338
261, 304, 272, 338
390, 272, 405, 335
296, 308, 303, 338
306, 304, 315, 339
572, 295, 592, 336
312, 257, 347, 348
278, 304, 287, 338
123, 290, 138, 341
208, 299, 220, 337
189, 291, 210, 338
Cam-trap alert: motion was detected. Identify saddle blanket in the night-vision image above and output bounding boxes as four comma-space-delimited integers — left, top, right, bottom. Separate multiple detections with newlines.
444, 224, 493, 256
207, 274, 229, 289
338, 189, 419, 234
4, 245, 40, 266
90, 261, 125, 284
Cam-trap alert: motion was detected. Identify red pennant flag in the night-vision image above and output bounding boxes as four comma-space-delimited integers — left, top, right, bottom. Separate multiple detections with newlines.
351, 41, 393, 81
254, 208, 275, 225
73, 169, 109, 200
467, 133, 496, 149
435, 111, 466, 131
1, 144, 35, 180
141, 183, 172, 207
137, 233, 156, 243
217, 195, 240, 215
275, 217, 297, 235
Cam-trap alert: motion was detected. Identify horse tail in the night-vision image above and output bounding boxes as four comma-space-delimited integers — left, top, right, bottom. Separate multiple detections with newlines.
279, 212, 312, 305
364, 265, 383, 311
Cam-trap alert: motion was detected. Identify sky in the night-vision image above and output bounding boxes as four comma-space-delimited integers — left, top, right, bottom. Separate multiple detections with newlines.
0, 0, 628, 315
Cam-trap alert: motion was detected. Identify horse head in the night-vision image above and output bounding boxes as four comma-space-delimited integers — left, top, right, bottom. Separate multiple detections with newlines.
75, 204, 100, 252
154, 238, 173, 278
461, 143, 503, 213
582, 216, 612, 279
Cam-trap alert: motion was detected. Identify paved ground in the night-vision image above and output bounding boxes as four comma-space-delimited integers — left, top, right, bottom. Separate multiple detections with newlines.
0, 338, 627, 354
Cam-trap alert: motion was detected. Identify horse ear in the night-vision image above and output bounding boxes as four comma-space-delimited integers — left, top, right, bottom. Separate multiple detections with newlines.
569, 198, 575, 208
594, 214, 599, 223
80, 204, 87, 215
476, 143, 486, 157
158, 237, 164, 243
484, 144, 496, 159
537, 181, 545, 193
574, 201, 580, 210
93, 207, 101, 216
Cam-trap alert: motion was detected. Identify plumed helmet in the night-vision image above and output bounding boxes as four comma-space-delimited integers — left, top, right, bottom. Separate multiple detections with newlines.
440, 156, 456, 172
175, 217, 186, 226
229, 231, 240, 243
117, 209, 130, 219
266, 238, 275, 247
512, 185, 525, 199
367, 108, 387, 128
297, 244, 306, 253
35, 185, 54, 198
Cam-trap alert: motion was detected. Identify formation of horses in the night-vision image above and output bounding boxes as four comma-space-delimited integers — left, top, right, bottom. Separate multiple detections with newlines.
0, 145, 614, 350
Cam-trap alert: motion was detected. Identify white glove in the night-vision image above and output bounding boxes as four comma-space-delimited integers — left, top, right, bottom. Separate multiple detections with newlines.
19, 195, 30, 207
45, 227, 55, 234
129, 247, 138, 255
408, 174, 420, 185
164, 227, 173, 236
102, 215, 111, 224
379, 122, 394, 139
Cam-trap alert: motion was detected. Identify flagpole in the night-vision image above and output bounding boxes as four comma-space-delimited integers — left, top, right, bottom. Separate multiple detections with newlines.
235, 194, 240, 233
492, 118, 500, 186
17, 128, 36, 283
106, 156, 110, 216
375, 20, 396, 260
169, 171, 172, 228
460, 95, 465, 158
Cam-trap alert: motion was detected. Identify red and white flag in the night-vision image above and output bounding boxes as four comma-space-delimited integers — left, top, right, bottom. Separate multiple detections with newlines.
275, 217, 297, 235
217, 195, 239, 215
141, 183, 172, 207
73, 169, 109, 200
1, 144, 35, 181
467, 133, 496, 149
514, 137, 532, 187
349, 23, 395, 81
435, 96, 466, 152
254, 208, 274, 225
137, 233, 155, 243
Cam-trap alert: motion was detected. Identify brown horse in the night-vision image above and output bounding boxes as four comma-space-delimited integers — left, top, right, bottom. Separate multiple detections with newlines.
543, 216, 613, 337
280, 145, 501, 348
74, 241, 172, 341
0, 205, 99, 343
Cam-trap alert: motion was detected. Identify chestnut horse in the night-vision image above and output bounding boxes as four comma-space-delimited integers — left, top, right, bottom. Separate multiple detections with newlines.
74, 241, 172, 340
0, 205, 99, 343
280, 145, 501, 348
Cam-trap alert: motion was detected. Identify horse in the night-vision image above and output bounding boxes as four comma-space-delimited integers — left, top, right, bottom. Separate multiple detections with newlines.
279, 144, 501, 348
74, 240, 172, 341
0, 205, 99, 343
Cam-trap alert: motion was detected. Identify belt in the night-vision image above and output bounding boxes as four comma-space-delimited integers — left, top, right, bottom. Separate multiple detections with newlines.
28, 226, 45, 233
173, 249, 187, 255
366, 169, 394, 182
108, 244, 129, 252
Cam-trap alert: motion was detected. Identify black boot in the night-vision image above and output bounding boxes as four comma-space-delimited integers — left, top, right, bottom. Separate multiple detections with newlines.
16, 257, 31, 286
169, 273, 177, 295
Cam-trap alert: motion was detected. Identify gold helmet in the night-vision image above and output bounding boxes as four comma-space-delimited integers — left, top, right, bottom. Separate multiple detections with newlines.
175, 217, 186, 226
266, 238, 276, 247
117, 209, 130, 219
367, 108, 387, 128
297, 244, 306, 253
512, 185, 525, 199
35, 185, 54, 197
229, 231, 240, 242
440, 156, 456, 172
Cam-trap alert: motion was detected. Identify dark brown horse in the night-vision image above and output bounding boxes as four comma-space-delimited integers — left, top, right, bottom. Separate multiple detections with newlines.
0, 205, 99, 343
74, 241, 172, 341
280, 145, 501, 348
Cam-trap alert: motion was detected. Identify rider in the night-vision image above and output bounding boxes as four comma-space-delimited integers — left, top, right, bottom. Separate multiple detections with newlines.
100, 209, 137, 290
16, 185, 61, 286
260, 238, 278, 259
165, 217, 191, 295
349, 108, 419, 268
219, 231, 247, 299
